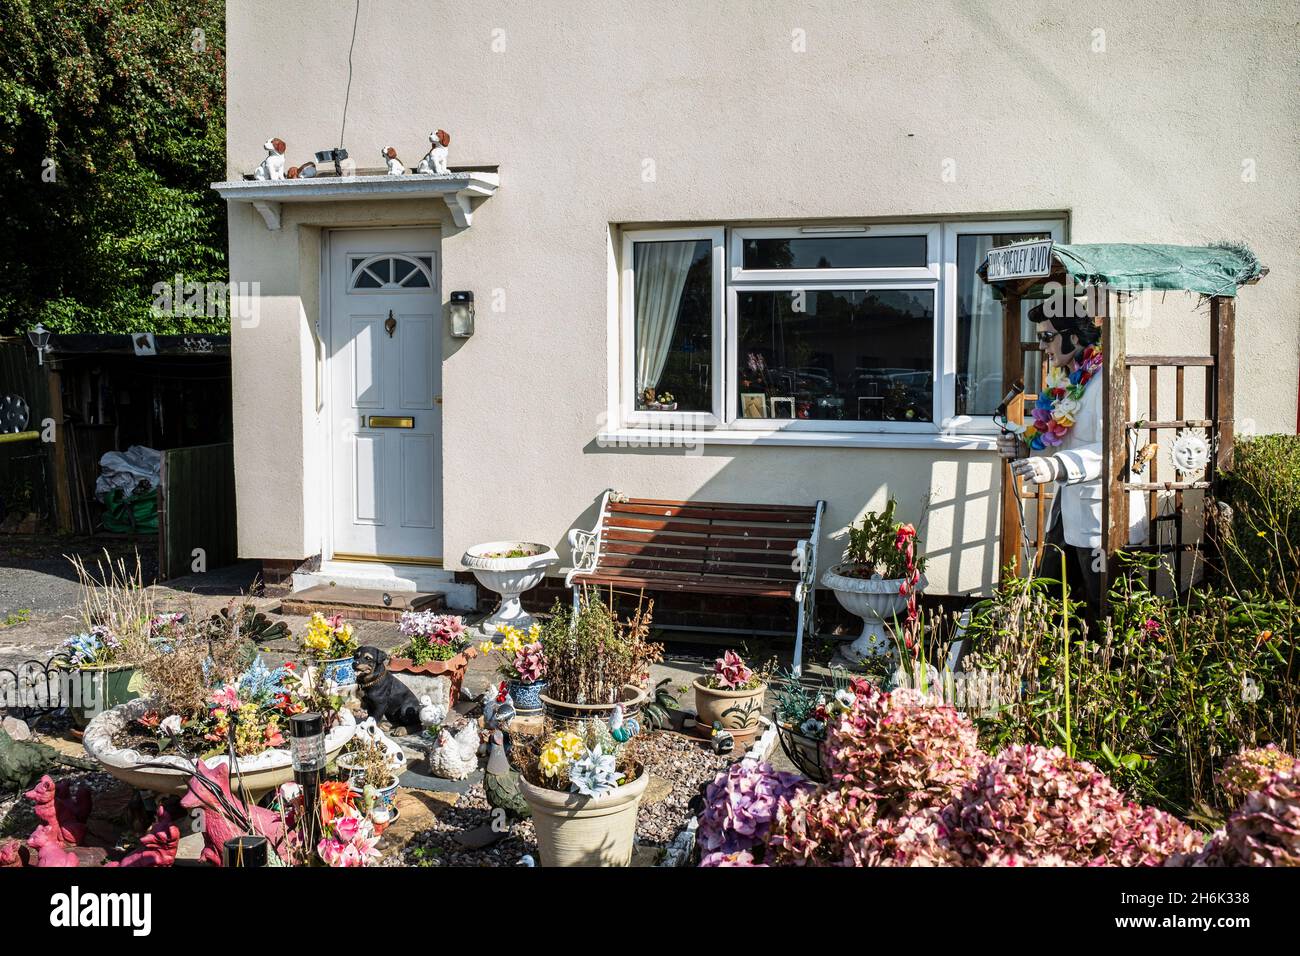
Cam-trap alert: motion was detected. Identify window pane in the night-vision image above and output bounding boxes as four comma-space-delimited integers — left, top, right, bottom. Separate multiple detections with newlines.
736, 289, 934, 422
955, 232, 1049, 416
742, 235, 927, 270
632, 239, 712, 412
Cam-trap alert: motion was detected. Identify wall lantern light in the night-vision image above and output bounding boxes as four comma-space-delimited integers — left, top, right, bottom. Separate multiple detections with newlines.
449, 291, 475, 338
27, 323, 51, 366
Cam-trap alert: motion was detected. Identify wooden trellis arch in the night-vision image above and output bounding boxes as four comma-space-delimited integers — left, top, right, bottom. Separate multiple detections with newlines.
981, 242, 1265, 604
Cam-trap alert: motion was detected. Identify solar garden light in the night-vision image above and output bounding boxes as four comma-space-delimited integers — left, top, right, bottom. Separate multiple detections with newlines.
223, 835, 268, 867
27, 323, 51, 366
314, 146, 350, 177
449, 290, 475, 338
290, 711, 326, 841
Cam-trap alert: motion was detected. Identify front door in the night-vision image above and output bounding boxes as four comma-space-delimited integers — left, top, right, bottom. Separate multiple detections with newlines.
328, 228, 441, 564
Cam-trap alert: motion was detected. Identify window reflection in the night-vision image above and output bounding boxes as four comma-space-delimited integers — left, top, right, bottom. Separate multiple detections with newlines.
736, 289, 934, 422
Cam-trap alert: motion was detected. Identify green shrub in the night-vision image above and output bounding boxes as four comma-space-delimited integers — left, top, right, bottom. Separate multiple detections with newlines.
964, 563, 1298, 820
1220, 433, 1300, 598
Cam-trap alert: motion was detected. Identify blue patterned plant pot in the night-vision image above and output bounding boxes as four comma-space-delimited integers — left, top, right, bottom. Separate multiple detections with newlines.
320, 656, 356, 688
509, 679, 548, 716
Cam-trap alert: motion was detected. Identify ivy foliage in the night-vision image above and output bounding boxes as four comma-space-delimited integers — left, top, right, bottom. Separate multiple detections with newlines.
0, 0, 227, 335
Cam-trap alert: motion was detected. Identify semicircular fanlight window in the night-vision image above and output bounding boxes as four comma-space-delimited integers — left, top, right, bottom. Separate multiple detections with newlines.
348, 254, 433, 291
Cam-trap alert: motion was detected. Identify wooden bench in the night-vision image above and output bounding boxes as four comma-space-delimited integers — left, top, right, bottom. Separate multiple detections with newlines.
565, 491, 825, 675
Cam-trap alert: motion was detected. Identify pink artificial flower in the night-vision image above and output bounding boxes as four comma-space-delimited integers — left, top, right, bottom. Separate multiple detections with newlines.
334, 814, 362, 842
714, 650, 754, 690
210, 685, 240, 710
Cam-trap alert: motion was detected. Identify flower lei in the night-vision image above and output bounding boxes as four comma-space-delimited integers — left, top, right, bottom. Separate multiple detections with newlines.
894, 524, 921, 646
1013, 346, 1102, 451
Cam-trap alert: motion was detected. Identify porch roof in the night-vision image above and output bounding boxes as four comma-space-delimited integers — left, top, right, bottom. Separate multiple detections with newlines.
210, 169, 500, 230
980, 241, 1267, 299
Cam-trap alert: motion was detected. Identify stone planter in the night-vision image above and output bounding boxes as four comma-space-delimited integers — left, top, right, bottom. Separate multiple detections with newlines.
692, 679, 766, 741
387, 647, 476, 714
508, 678, 548, 716
83, 697, 356, 797
540, 684, 647, 733
463, 541, 558, 636
64, 664, 143, 728
519, 766, 649, 867
821, 564, 927, 663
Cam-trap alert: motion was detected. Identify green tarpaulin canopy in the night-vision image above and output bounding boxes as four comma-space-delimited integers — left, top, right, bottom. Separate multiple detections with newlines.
983, 242, 1265, 298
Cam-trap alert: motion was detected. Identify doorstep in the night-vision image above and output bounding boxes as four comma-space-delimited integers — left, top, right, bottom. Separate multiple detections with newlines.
291, 559, 477, 613
279, 584, 446, 622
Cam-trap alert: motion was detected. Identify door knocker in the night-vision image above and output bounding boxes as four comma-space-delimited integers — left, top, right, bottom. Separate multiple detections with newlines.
385, 310, 397, 338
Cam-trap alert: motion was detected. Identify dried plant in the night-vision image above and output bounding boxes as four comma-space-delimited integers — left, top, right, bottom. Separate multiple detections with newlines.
133, 615, 257, 721
537, 591, 662, 705
68, 550, 155, 662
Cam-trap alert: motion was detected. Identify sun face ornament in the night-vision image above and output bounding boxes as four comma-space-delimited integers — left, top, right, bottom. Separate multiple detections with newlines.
1170, 428, 1211, 479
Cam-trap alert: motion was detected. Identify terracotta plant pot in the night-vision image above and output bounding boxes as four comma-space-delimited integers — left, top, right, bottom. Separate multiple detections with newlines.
387, 647, 476, 712
692, 678, 766, 740
518, 766, 649, 867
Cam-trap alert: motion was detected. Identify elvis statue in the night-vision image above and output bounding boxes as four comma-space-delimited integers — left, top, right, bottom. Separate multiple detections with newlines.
997, 296, 1147, 622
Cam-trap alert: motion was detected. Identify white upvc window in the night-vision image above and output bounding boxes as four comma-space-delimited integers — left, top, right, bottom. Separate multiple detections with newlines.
619, 226, 725, 428
615, 217, 1064, 444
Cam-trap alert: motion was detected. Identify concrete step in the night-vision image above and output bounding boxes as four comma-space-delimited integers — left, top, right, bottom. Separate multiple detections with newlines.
280, 585, 446, 622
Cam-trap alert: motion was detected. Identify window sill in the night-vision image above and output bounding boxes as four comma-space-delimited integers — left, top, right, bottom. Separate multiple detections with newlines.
596, 427, 1000, 451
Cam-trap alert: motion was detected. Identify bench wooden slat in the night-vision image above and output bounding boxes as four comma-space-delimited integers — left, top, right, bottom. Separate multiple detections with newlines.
573, 568, 798, 598
602, 528, 802, 553
602, 515, 810, 539
609, 502, 815, 523
621, 497, 818, 515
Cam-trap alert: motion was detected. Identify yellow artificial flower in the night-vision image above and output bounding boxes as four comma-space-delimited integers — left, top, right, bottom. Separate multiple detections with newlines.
552, 732, 585, 760
538, 744, 568, 778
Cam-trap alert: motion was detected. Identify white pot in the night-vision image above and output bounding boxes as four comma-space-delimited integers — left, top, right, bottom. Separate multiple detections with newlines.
463, 541, 558, 636
83, 697, 356, 797
821, 564, 927, 664
518, 768, 649, 867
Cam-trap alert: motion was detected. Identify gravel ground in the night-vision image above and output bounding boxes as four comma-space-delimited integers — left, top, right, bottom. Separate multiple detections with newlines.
399, 729, 732, 867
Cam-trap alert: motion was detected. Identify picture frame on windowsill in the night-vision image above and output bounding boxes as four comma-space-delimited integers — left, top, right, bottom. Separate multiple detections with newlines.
740, 393, 767, 418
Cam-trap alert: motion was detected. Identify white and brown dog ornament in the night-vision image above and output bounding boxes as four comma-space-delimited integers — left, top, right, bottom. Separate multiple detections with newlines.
382, 146, 404, 176
254, 137, 287, 180
416, 129, 450, 174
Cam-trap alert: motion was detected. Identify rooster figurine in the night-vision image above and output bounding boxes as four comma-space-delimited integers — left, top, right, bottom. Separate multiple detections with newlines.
608, 703, 640, 744
427, 719, 480, 780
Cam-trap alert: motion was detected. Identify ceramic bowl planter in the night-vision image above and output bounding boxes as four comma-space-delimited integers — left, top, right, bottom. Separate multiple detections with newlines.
316, 655, 357, 689
64, 664, 143, 728
692, 679, 766, 741
508, 678, 548, 716
821, 565, 927, 664
540, 684, 647, 732
83, 697, 356, 797
518, 766, 649, 867
463, 541, 558, 637
387, 647, 476, 713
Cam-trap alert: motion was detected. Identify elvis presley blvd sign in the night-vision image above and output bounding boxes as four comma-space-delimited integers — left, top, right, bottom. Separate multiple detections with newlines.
985, 239, 1054, 282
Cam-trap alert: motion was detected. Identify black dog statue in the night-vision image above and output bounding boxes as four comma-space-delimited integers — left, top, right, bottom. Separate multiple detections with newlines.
353, 646, 424, 734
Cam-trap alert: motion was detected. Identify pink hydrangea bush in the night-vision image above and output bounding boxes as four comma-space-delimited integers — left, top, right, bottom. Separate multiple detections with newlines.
1200, 762, 1300, 866
1216, 745, 1296, 809
766, 680, 981, 867
942, 745, 1203, 866
697, 761, 809, 860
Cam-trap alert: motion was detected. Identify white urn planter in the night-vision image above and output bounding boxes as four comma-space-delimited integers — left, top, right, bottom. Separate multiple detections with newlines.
463, 541, 558, 637
821, 564, 927, 664
83, 697, 356, 797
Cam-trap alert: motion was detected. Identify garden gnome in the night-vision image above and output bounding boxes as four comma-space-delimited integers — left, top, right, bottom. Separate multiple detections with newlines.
416, 129, 450, 174
997, 295, 1146, 620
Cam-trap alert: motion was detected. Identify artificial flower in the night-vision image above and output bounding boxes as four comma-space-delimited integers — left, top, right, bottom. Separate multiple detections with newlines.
160, 714, 183, 737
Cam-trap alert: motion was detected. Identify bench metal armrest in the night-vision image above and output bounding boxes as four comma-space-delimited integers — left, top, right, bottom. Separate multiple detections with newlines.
564, 489, 614, 588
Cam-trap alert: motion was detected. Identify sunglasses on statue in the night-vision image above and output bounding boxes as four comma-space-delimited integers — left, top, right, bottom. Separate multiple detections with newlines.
1036, 330, 1061, 345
